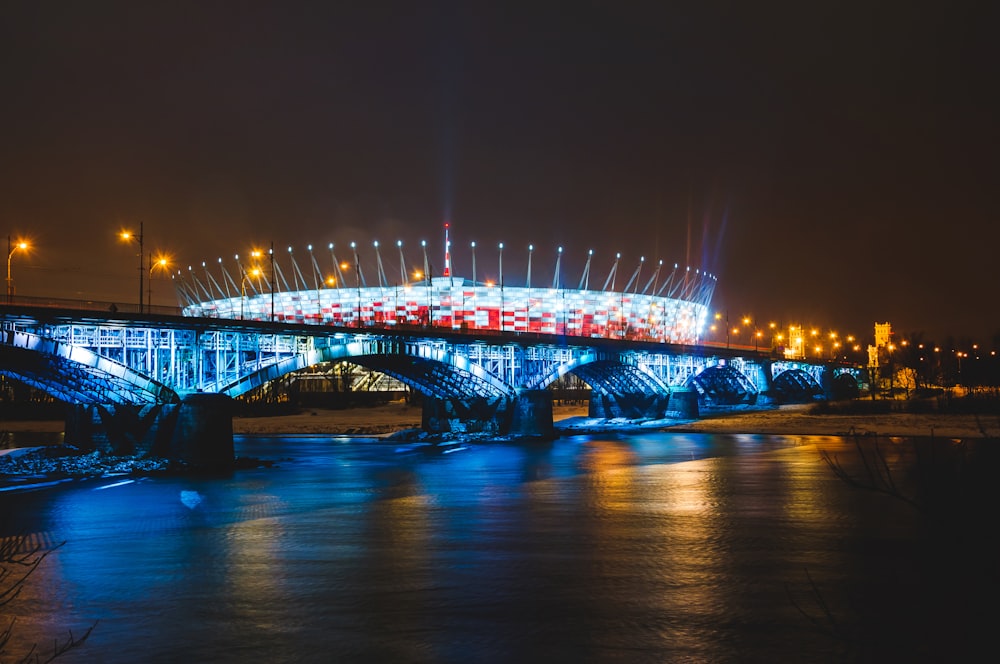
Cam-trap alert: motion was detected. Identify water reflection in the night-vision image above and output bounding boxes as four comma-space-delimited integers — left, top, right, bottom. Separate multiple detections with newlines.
0, 432, 926, 662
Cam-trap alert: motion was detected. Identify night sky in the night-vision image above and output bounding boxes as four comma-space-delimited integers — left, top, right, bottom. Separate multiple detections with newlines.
2, 1, 996, 343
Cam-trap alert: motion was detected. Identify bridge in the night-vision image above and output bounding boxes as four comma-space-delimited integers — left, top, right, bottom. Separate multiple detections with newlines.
0, 304, 859, 468
1, 237, 865, 466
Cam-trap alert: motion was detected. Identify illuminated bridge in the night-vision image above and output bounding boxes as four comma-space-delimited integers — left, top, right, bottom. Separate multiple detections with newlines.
0, 238, 860, 465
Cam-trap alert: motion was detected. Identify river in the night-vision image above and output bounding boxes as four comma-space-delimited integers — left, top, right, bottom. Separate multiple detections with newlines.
0, 431, 955, 662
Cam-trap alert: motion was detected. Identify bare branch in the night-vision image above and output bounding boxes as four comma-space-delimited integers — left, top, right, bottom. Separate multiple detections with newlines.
1, 536, 94, 663
819, 433, 922, 511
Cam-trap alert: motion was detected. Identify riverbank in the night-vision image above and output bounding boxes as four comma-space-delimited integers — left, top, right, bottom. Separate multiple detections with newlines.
3, 401, 998, 440
660, 403, 1000, 439
226, 401, 1000, 439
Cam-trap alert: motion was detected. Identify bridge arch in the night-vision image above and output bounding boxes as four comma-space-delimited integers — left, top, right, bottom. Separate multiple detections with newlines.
0, 329, 180, 405
523, 352, 671, 419
220, 338, 515, 402
830, 371, 861, 400
526, 352, 667, 393
684, 364, 758, 405
771, 368, 824, 403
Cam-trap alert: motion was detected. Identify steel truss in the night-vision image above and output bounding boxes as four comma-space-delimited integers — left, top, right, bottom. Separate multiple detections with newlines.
1, 313, 850, 407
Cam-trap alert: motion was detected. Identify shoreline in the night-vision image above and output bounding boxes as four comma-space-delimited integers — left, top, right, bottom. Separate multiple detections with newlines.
3, 401, 998, 441
3, 402, 996, 492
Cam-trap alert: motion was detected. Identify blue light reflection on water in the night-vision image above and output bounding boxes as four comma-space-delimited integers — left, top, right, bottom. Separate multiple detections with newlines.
2, 431, 911, 663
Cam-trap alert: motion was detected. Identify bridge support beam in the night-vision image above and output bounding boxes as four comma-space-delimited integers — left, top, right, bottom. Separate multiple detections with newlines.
170, 393, 234, 471
747, 360, 776, 405
588, 391, 670, 420
821, 366, 836, 400
665, 389, 699, 419
508, 389, 555, 439
421, 395, 509, 436
64, 393, 234, 470
65, 402, 176, 458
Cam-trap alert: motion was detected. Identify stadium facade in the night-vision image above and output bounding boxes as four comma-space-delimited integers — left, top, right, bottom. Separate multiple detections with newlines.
175, 240, 716, 344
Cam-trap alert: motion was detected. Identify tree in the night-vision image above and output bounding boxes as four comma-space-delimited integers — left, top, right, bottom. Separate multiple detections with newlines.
1, 536, 95, 663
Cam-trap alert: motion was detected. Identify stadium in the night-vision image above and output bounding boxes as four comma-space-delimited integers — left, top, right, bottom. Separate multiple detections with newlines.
175, 230, 717, 345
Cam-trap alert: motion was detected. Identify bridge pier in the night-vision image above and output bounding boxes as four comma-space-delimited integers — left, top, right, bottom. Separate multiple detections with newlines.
746, 360, 776, 405
169, 394, 235, 471
421, 395, 509, 436
65, 393, 234, 470
821, 365, 836, 400
588, 391, 671, 420
65, 402, 177, 458
420, 391, 556, 439
665, 389, 699, 419
508, 389, 555, 439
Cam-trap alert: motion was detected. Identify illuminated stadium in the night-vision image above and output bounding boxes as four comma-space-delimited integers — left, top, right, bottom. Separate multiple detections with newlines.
175, 229, 717, 344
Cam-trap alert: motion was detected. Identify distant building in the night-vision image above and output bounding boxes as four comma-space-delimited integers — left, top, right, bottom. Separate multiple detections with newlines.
868, 322, 893, 368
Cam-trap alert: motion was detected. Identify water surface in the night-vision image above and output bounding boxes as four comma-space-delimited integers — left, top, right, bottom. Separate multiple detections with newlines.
1, 432, 925, 662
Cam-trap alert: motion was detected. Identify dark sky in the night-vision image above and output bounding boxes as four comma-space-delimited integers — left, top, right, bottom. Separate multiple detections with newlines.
2, 1, 996, 343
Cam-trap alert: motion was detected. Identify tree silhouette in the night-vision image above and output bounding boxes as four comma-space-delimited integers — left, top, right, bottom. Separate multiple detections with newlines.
1, 536, 95, 663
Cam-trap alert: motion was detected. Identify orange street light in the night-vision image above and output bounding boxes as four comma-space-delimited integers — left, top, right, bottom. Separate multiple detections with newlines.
148, 255, 170, 311
6, 237, 29, 304
120, 223, 145, 312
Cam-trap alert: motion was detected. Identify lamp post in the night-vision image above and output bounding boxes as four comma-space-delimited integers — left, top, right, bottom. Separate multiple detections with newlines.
470, 241, 476, 285
420, 240, 431, 327
6, 236, 28, 304
240, 267, 260, 320
352, 241, 361, 328
121, 223, 144, 313
526, 244, 534, 331
498, 242, 504, 332
148, 256, 168, 312
715, 311, 730, 348
269, 243, 275, 322
742, 316, 759, 352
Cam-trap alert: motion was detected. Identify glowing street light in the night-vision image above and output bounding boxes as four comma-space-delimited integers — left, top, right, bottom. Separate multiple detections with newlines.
120, 223, 144, 313
499, 242, 505, 332
470, 241, 477, 285
148, 255, 169, 312
240, 266, 261, 320
6, 236, 28, 304
715, 311, 730, 348
742, 315, 760, 352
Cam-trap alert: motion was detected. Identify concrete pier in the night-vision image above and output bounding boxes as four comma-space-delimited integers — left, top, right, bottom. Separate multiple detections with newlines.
420, 395, 507, 435
589, 391, 670, 419
169, 393, 234, 471
65, 393, 234, 470
508, 389, 555, 438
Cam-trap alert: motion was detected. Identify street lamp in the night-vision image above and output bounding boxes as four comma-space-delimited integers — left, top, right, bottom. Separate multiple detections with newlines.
351, 241, 361, 327
470, 241, 477, 285
498, 242, 504, 332
240, 266, 261, 320
715, 311, 730, 348
6, 237, 28, 304
148, 256, 168, 312
120, 223, 144, 313
742, 316, 759, 352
